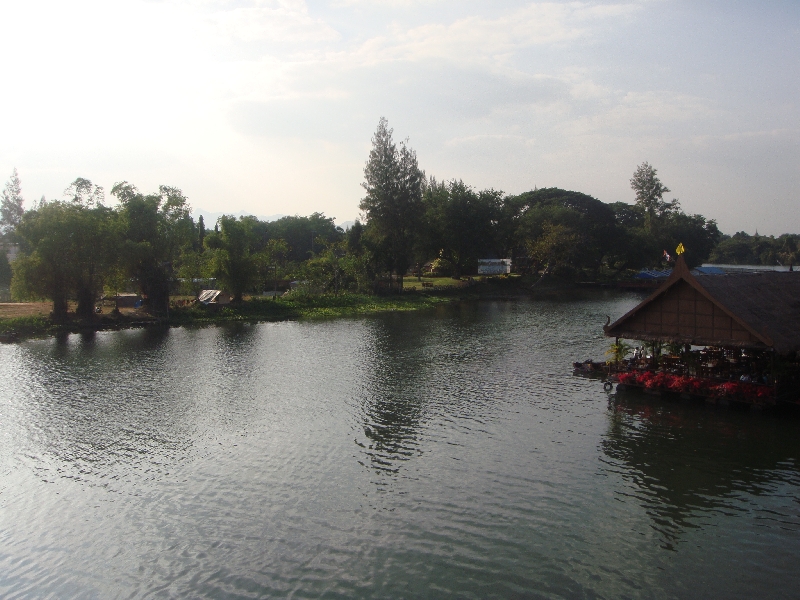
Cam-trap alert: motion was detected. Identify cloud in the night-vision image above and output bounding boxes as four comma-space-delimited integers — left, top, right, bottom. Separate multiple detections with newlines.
331, 0, 440, 6
1, 1, 795, 234
332, 2, 640, 68
220, 2, 643, 143
199, 0, 341, 46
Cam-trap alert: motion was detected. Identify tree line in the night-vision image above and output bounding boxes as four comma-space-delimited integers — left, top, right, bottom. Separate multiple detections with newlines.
0, 117, 793, 317
356, 119, 723, 288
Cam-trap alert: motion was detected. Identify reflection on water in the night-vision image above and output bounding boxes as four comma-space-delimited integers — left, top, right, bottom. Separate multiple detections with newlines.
356, 315, 431, 479
1, 294, 800, 598
9, 326, 195, 490
603, 393, 800, 551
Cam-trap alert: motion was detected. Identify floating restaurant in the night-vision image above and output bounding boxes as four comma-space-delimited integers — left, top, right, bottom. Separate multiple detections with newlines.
599, 252, 800, 408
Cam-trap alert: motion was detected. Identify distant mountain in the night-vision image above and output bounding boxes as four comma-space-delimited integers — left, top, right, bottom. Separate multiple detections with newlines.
192, 208, 357, 231
191, 208, 285, 225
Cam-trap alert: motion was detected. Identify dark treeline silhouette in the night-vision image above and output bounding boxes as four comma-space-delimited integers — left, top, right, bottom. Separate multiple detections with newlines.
1, 118, 795, 316
708, 231, 799, 267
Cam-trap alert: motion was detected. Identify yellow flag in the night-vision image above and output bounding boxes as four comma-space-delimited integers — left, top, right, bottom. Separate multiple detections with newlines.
676, 243, 685, 255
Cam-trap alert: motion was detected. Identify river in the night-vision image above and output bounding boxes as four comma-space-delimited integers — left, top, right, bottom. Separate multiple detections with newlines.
1, 293, 799, 598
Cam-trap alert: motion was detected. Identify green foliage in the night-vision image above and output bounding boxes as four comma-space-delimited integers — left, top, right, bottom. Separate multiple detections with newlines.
204, 215, 259, 301
645, 341, 664, 359
113, 182, 194, 315
165, 291, 449, 326
509, 188, 618, 274
298, 247, 345, 295
251, 237, 289, 295
2, 146, 790, 327
175, 249, 212, 296
709, 232, 799, 266
659, 212, 721, 268
12, 192, 116, 318
526, 222, 581, 275
421, 179, 502, 278
429, 257, 453, 277
346, 220, 365, 255
0, 168, 24, 239
360, 117, 424, 289
665, 342, 685, 356
64, 177, 104, 207
265, 213, 342, 263
605, 340, 632, 365
0, 315, 53, 335
0, 251, 11, 287
630, 162, 679, 231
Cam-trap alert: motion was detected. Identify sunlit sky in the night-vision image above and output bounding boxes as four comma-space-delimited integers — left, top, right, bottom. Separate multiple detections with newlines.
0, 0, 797, 234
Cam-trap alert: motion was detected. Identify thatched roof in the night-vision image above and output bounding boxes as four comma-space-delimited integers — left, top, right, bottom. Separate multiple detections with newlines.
605, 256, 800, 354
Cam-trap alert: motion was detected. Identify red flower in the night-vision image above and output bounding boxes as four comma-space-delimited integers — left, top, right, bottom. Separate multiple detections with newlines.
756, 386, 774, 399
713, 382, 740, 397
636, 371, 655, 385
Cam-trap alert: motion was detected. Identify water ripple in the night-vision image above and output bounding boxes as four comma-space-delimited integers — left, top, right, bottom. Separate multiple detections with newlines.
1, 296, 800, 598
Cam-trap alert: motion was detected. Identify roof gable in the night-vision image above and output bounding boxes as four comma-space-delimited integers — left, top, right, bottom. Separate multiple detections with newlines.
604, 256, 800, 352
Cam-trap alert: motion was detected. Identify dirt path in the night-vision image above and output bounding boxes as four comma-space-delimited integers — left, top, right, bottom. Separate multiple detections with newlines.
0, 302, 53, 319
0, 302, 148, 320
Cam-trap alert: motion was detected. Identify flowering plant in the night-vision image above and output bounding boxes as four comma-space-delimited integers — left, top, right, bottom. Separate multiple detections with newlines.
613, 369, 774, 402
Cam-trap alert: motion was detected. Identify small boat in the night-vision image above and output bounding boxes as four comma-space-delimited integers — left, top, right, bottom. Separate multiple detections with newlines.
572, 359, 606, 377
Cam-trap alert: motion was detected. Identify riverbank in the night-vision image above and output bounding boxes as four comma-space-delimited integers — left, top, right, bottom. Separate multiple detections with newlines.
0, 276, 609, 341
0, 290, 470, 341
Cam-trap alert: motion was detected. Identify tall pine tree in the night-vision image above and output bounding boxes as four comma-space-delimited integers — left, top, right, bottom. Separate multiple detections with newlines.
0, 168, 24, 240
359, 117, 424, 291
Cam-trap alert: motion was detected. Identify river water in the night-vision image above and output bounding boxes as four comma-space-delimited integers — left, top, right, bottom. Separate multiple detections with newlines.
1, 293, 799, 599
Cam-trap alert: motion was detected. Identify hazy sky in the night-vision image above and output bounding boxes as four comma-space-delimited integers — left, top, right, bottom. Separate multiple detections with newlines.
0, 0, 797, 234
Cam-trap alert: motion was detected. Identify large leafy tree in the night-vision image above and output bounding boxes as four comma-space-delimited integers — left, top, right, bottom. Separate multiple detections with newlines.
360, 117, 424, 291
709, 232, 799, 267
112, 182, 194, 315
10, 203, 72, 319
64, 177, 105, 207
421, 179, 502, 278
12, 179, 117, 319
659, 212, 721, 267
253, 237, 289, 296
494, 193, 528, 264
511, 188, 618, 274
63, 179, 117, 317
204, 215, 258, 302
630, 162, 679, 231
265, 213, 342, 263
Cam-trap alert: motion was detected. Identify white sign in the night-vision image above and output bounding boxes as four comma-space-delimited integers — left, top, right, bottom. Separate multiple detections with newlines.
478, 259, 511, 275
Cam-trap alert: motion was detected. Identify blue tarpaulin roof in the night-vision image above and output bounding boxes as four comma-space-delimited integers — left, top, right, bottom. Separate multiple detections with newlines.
692, 266, 726, 275
635, 266, 727, 279
635, 269, 672, 279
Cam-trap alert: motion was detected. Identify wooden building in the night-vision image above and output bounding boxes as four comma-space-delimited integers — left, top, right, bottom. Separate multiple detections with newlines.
605, 256, 800, 355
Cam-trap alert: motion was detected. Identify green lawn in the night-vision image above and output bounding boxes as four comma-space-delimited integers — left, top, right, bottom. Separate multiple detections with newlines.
1, 281, 510, 339
402, 276, 476, 290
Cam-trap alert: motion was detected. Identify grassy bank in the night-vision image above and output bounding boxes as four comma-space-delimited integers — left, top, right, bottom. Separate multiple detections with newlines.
0, 290, 472, 339
0, 315, 60, 337
0, 276, 547, 340
169, 292, 457, 325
